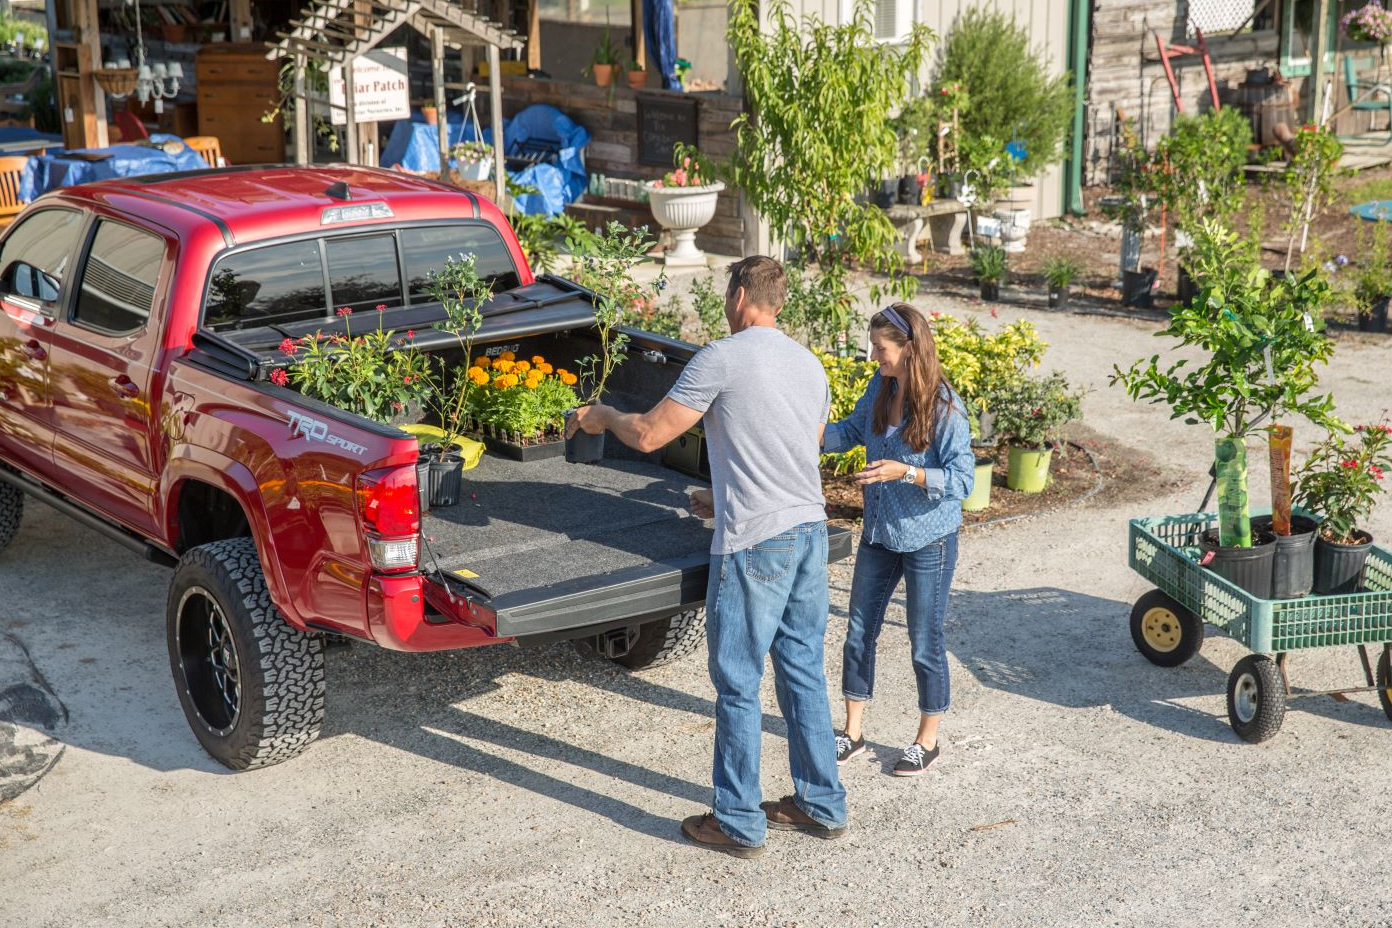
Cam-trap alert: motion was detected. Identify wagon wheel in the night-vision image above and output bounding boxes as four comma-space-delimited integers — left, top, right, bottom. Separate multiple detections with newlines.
1375, 649, 1392, 724
1129, 589, 1204, 667
1227, 654, 1286, 743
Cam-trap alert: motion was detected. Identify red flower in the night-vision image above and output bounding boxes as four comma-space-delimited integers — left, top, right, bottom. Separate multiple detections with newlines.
1341, 459, 1359, 469
279, 338, 297, 356
990, 308, 999, 318
403, 375, 414, 384
406, 329, 416, 339
336, 306, 353, 316
391, 401, 404, 411
375, 303, 387, 312
270, 368, 289, 386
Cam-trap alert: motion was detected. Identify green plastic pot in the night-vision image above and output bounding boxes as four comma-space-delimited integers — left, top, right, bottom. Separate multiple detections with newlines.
962, 459, 994, 511
1006, 446, 1052, 493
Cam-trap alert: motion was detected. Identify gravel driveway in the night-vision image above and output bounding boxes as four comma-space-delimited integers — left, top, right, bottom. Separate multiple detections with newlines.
3, 291, 1391, 928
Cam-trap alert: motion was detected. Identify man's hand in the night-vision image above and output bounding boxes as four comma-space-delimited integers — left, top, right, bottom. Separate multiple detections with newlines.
855, 459, 910, 485
566, 404, 609, 438
689, 488, 714, 519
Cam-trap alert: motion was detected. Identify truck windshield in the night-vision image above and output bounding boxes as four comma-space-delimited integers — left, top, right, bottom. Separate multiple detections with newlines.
203, 223, 519, 331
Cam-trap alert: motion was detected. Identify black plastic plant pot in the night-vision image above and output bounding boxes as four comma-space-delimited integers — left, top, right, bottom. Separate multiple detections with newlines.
428, 453, 463, 507
1048, 286, 1067, 309
415, 456, 433, 516
897, 174, 922, 205
1252, 515, 1316, 600
1359, 297, 1390, 333
980, 281, 1001, 302
1200, 529, 1276, 599
565, 428, 606, 465
1313, 531, 1373, 595
1121, 267, 1157, 309
873, 180, 897, 209
1176, 264, 1199, 305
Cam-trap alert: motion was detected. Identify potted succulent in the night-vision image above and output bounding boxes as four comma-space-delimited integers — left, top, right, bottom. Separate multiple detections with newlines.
1043, 256, 1082, 309
450, 140, 492, 182
1112, 221, 1341, 598
644, 143, 725, 267
625, 57, 647, 90
1293, 422, 1392, 594
584, 29, 620, 87
563, 222, 660, 463
969, 245, 1006, 302
989, 371, 1084, 493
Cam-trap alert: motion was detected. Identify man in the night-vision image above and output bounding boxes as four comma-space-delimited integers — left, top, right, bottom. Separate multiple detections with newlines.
567, 256, 847, 859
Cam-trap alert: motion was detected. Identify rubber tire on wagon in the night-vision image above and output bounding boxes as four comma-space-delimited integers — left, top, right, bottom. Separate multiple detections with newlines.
1376, 649, 1392, 724
1129, 589, 1204, 667
0, 481, 22, 555
166, 538, 325, 770
1226, 654, 1286, 743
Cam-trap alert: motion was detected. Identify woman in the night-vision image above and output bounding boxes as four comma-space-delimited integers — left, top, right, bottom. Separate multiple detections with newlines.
821, 303, 975, 776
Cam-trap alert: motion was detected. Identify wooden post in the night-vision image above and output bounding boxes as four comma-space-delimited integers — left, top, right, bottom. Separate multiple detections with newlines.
1310, 0, 1332, 125
487, 43, 504, 205
353, 0, 376, 170
527, 0, 541, 72
631, 0, 645, 72
230, 0, 253, 41
294, 53, 310, 165
343, 60, 359, 165
433, 27, 448, 175
71, 0, 107, 147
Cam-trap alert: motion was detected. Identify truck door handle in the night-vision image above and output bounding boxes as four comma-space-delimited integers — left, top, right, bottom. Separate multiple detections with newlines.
109, 375, 140, 399
20, 339, 45, 361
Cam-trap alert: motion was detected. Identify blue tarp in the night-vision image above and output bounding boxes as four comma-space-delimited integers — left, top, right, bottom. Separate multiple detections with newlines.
504, 105, 590, 216
380, 110, 502, 174
19, 133, 211, 203
644, 0, 681, 91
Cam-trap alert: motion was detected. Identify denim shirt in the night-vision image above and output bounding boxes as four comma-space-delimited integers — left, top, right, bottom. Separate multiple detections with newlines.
823, 373, 975, 553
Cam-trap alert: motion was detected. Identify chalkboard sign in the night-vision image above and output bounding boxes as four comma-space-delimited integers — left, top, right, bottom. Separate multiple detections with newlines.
637, 94, 700, 167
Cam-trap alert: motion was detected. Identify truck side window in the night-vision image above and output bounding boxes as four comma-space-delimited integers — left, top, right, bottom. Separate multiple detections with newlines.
72, 221, 165, 336
205, 240, 326, 331
401, 225, 519, 304
326, 233, 404, 313
0, 208, 83, 309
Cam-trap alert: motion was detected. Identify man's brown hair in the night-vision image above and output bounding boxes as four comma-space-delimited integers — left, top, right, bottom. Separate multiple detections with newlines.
725, 255, 787, 313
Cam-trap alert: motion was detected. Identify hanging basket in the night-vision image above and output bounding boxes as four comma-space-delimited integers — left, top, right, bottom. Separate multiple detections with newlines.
94, 68, 139, 97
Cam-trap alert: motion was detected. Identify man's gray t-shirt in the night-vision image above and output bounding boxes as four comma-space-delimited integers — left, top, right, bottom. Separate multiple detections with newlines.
667, 325, 830, 555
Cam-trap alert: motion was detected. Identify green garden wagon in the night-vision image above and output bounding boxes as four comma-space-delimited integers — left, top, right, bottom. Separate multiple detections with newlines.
1128, 511, 1392, 742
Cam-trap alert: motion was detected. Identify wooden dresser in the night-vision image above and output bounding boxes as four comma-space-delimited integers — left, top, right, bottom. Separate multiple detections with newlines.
196, 44, 285, 165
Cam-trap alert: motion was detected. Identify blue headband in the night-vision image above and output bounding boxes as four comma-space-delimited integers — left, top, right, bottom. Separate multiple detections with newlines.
880, 306, 912, 338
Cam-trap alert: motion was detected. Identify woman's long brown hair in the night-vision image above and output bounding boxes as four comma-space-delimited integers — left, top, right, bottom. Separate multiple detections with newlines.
870, 303, 947, 453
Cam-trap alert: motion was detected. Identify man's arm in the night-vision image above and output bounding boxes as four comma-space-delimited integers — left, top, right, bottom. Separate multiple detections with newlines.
566, 398, 704, 454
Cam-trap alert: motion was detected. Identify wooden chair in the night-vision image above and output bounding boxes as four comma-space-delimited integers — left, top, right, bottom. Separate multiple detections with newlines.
1341, 54, 1392, 144
0, 155, 30, 229
184, 136, 223, 168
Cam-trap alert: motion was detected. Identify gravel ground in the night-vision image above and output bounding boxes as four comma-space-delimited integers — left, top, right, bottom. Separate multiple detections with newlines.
3, 286, 1392, 928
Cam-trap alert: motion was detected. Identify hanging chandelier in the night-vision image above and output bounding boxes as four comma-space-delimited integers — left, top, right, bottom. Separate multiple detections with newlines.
95, 0, 183, 112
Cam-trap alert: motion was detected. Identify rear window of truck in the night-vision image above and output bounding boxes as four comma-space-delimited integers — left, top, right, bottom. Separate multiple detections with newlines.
203, 223, 519, 331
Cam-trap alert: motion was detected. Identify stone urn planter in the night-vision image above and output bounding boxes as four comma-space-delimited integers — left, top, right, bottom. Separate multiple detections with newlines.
644, 180, 725, 267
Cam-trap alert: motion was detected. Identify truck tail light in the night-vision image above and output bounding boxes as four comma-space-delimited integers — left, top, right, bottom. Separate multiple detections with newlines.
356, 465, 420, 571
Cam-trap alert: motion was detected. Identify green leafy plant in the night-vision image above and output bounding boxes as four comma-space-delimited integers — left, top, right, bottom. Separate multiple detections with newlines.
779, 264, 858, 351
932, 8, 1074, 180
265, 59, 340, 153
584, 28, 621, 74
566, 222, 659, 403
728, 0, 928, 345
690, 274, 727, 344
1151, 108, 1252, 241
1352, 221, 1391, 317
633, 296, 685, 339
276, 310, 433, 424
506, 179, 596, 274
1282, 125, 1344, 272
652, 142, 717, 188
1101, 117, 1156, 234
989, 371, 1084, 451
1043, 257, 1083, 290
462, 351, 581, 442
425, 254, 495, 446
1293, 422, 1392, 544
931, 314, 1046, 419
969, 245, 1007, 284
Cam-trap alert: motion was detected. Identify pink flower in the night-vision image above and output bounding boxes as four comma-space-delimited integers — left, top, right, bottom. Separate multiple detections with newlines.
391, 401, 404, 411
279, 338, 297, 356
375, 303, 387, 312
406, 329, 416, 339
270, 368, 289, 386
336, 306, 353, 316
651, 180, 664, 189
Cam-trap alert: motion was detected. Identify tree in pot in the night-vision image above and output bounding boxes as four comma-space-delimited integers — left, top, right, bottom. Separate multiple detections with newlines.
1100, 117, 1155, 283
1112, 221, 1342, 598
1043, 256, 1082, 309
988, 371, 1083, 492
1292, 422, 1392, 594
1280, 125, 1343, 275
969, 245, 1006, 301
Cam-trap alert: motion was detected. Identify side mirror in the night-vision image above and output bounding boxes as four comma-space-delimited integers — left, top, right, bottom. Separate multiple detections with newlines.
0, 260, 60, 304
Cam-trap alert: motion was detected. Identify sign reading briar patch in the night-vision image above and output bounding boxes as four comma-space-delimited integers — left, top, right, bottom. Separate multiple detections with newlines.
329, 47, 409, 125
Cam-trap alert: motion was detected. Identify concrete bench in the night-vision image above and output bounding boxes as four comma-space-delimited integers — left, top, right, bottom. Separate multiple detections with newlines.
884, 200, 970, 262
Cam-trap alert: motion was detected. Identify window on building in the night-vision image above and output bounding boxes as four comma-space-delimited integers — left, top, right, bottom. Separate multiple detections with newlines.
73, 221, 165, 336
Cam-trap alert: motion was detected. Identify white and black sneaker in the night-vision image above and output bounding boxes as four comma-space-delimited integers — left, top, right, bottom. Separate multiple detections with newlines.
892, 742, 939, 777
835, 731, 867, 765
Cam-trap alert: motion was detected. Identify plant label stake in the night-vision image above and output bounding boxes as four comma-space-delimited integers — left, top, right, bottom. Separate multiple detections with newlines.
1269, 424, 1293, 536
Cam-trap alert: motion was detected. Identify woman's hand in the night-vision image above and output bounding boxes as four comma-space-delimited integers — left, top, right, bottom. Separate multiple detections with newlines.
855, 459, 910, 485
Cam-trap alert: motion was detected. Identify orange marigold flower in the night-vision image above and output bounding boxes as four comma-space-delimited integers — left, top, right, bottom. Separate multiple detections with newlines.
473, 355, 489, 367
467, 366, 489, 385
561, 372, 578, 386
492, 358, 514, 373
514, 360, 531, 373
500, 350, 516, 361
538, 363, 554, 375
531, 355, 545, 366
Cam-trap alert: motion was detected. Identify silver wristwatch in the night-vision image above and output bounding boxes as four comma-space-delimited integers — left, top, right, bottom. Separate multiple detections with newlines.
901, 465, 918, 485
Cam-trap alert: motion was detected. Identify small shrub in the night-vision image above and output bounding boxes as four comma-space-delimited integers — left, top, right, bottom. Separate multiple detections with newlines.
969, 245, 1007, 284
989, 371, 1084, 451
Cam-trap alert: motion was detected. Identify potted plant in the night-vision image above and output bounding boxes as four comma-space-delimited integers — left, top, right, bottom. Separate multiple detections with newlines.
969, 245, 1006, 301
1112, 221, 1341, 598
563, 222, 659, 463
644, 143, 725, 267
625, 57, 647, 90
1043, 256, 1082, 309
457, 351, 582, 460
1100, 117, 1155, 284
584, 29, 620, 87
1293, 422, 1392, 594
419, 102, 438, 126
1353, 223, 1391, 333
961, 400, 997, 512
989, 371, 1083, 493
450, 140, 492, 182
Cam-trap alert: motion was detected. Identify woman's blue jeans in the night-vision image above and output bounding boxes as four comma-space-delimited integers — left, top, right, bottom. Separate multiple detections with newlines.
842, 532, 959, 716
705, 521, 848, 848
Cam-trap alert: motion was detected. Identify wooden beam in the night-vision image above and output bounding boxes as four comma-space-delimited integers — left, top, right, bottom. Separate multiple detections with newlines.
1310, 0, 1332, 124
230, 0, 253, 41
433, 25, 448, 175
488, 42, 504, 205
343, 58, 359, 165
631, 0, 644, 72
294, 52, 311, 164
527, 0, 540, 72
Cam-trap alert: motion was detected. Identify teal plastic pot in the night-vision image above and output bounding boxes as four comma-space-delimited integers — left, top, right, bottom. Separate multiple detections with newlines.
962, 458, 994, 512
1006, 446, 1052, 493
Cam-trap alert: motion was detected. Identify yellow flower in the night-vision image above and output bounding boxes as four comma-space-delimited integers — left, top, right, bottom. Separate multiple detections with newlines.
466, 366, 488, 385
473, 355, 488, 368
514, 360, 531, 373
538, 362, 554, 375
500, 350, 516, 361
531, 355, 546, 366
492, 358, 514, 373
561, 372, 578, 386
525, 378, 541, 390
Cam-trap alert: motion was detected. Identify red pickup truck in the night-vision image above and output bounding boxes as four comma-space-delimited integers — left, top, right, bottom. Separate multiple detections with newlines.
0, 165, 850, 770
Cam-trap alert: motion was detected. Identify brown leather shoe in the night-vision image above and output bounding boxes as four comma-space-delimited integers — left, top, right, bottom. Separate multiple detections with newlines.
760, 796, 848, 839
680, 812, 766, 859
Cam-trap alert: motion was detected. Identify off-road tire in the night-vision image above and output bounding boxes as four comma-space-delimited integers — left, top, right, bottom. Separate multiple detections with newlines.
1129, 589, 1204, 667
1226, 654, 1286, 744
0, 481, 22, 555
166, 538, 325, 770
611, 609, 706, 670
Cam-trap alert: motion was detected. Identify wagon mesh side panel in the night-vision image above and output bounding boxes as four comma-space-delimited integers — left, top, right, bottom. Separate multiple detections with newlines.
1269, 548, 1392, 650
1129, 516, 1254, 647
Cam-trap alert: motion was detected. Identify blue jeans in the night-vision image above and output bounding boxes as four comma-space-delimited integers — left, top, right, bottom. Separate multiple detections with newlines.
843, 532, 959, 717
705, 521, 848, 847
